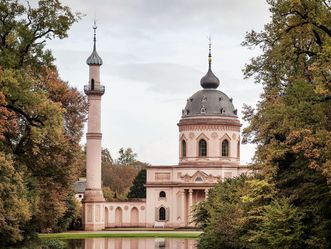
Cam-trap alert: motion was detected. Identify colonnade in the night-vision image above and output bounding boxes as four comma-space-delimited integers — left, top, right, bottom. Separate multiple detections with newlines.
179, 188, 209, 226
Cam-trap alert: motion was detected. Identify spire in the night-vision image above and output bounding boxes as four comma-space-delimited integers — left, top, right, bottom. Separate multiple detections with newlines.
200, 37, 220, 89
86, 20, 103, 66
208, 36, 212, 69
93, 20, 97, 52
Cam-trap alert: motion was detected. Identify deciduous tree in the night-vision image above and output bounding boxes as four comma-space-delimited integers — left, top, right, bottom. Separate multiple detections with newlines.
241, 0, 331, 246
196, 2, 331, 246
117, 147, 137, 166
0, 0, 85, 245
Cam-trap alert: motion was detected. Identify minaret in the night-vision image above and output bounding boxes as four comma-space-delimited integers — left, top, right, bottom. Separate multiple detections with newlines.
83, 21, 105, 231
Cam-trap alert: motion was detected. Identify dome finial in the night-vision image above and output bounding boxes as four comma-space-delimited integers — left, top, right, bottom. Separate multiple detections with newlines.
86, 19, 103, 66
208, 36, 212, 69
93, 19, 97, 51
200, 36, 220, 89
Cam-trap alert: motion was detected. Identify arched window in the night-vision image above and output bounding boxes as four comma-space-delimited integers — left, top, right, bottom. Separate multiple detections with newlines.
159, 191, 166, 198
182, 140, 186, 157
91, 78, 95, 90
159, 207, 166, 221
199, 139, 207, 157
222, 139, 229, 157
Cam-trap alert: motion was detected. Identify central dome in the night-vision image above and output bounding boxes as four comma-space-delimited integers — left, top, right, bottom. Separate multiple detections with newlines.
182, 89, 237, 117
181, 44, 237, 118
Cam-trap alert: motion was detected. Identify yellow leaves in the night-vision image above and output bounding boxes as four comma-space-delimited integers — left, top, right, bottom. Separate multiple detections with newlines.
0, 152, 31, 244
286, 128, 331, 177
313, 78, 330, 96
4, 32, 16, 47
242, 179, 276, 205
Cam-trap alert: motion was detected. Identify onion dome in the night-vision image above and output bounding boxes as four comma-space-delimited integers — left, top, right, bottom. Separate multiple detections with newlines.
181, 39, 237, 118
200, 39, 219, 89
86, 22, 103, 66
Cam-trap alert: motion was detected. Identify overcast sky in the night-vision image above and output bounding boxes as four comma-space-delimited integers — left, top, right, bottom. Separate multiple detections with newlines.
45, 0, 271, 165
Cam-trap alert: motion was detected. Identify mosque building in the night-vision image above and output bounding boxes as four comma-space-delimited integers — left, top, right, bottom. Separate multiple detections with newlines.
82, 26, 250, 230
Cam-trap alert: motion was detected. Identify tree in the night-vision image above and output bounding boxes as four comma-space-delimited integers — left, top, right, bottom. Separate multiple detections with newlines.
116, 147, 137, 166
0, 0, 84, 245
127, 169, 146, 199
0, 153, 31, 246
194, 176, 248, 249
195, 175, 306, 249
102, 187, 114, 202
102, 148, 113, 165
241, 0, 331, 247
242, 0, 331, 181
102, 164, 138, 199
245, 198, 304, 249
101, 147, 149, 200
0, 0, 79, 69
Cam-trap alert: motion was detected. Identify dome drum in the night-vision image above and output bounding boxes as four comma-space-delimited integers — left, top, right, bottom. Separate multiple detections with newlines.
178, 117, 241, 130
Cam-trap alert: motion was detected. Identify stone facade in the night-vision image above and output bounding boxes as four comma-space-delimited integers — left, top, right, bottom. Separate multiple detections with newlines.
82, 33, 251, 230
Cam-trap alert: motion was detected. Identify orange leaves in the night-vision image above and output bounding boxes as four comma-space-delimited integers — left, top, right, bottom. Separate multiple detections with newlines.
286, 128, 331, 174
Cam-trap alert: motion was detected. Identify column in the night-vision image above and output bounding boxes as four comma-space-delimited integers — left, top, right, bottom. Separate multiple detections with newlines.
180, 190, 185, 226
188, 189, 193, 226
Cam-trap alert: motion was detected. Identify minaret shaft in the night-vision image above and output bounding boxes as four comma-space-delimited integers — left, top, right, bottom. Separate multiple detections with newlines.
83, 22, 105, 231
86, 65, 102, 190
84, 70, 104, 198
86, 96, 102, 190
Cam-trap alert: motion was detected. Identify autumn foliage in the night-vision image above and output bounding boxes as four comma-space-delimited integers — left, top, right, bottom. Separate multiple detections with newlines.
195, 0, 331, 248
0, 0, 86, 246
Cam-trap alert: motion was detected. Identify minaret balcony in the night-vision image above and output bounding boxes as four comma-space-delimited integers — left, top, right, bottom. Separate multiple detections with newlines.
84, 85, 105, 95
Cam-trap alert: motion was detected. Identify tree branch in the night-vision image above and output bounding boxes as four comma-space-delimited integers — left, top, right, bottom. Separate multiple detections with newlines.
4, 104, 45, 127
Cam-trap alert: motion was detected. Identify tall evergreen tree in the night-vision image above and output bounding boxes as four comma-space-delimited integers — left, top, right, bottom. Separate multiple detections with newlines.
127, 169, 146, 199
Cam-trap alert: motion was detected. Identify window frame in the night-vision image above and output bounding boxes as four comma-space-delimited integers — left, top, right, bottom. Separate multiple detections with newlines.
159, 207, 166, 221
222, 139, 229, 157
182, 140, 187, 158
199, 139, 207, 157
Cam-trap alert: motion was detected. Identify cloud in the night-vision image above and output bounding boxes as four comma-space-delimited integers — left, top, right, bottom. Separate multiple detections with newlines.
112, 62, 203, 94
46, 0, 270, 165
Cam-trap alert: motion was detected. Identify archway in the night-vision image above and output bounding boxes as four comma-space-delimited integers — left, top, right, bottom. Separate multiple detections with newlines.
130, 207, 139, 227
115, 207, 122, 227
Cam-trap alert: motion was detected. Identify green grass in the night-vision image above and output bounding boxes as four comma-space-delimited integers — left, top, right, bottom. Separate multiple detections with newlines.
39, 232, 201, 240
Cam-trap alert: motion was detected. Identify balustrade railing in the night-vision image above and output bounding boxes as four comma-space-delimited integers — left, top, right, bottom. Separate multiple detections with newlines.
84, 84, 105, 95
